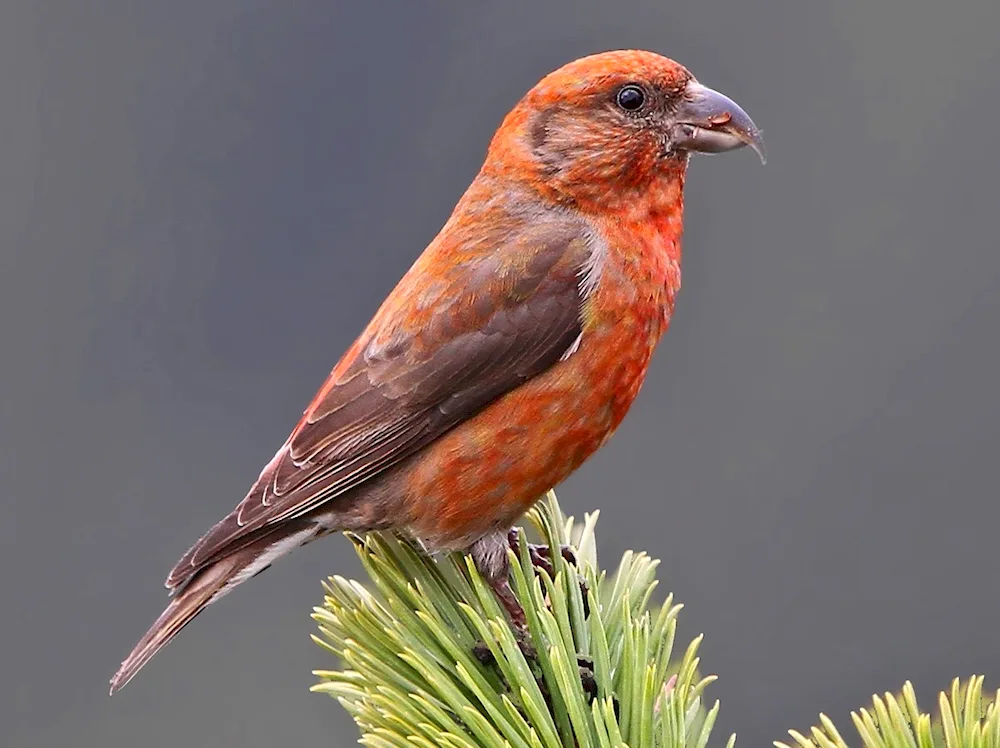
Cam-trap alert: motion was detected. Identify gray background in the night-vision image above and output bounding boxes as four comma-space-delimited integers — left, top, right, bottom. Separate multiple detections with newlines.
3, 1, 999, 746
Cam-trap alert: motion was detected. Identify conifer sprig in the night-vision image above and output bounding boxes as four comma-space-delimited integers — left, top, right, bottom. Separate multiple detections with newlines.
312, 491, 722, 747
778, 677, 999, 748
311, 492, 995, 747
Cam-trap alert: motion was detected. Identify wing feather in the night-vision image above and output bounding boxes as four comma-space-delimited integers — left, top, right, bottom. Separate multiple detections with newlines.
166, 216, 596, 590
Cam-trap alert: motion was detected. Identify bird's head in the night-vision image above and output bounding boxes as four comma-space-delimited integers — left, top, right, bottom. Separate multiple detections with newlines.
485, 50, 764, 209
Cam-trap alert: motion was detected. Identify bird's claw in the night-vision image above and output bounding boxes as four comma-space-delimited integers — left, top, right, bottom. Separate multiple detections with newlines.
473, 529, 596, 707
472, 627, 537, 667
471, 641, 494, 665
471, 642, 600, 707
506, 528, 590, 617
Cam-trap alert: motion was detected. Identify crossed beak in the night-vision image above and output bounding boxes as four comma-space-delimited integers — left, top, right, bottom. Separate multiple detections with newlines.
670, 80, 766, 164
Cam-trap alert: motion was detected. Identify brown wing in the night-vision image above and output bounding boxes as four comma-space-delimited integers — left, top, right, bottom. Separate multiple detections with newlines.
166, 217, 594, 590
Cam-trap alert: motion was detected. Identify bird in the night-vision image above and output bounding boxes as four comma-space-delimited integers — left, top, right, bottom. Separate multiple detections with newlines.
110, 49, 764, 694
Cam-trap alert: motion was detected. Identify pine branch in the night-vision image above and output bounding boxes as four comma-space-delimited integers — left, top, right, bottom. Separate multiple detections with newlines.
310, 491, 996, 747
778, 677, 1000, 748
311, 491, 723, 747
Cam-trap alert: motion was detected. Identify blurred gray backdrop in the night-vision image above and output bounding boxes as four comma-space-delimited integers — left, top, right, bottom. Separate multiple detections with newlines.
3, 1, 999, 746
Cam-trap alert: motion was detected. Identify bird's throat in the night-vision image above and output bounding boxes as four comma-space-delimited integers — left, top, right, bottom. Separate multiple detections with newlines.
591, 171, 686, 331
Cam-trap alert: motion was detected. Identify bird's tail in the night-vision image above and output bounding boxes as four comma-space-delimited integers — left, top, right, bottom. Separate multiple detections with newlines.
109, 521, 321, 695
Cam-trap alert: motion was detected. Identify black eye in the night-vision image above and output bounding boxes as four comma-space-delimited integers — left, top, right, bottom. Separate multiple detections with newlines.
616, 84, 646, 112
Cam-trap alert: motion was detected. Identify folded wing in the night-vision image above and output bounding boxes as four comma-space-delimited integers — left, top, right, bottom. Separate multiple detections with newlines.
166, 217, 595, 591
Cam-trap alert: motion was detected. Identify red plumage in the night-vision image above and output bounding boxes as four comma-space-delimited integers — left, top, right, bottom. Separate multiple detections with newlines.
111, 49, 763, 694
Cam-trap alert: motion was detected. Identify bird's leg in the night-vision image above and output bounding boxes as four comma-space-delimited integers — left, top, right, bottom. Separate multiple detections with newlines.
506, 528, 590, 615
470, 531, 527, 630
469, 532, 539, 665
471, 531, 601, 703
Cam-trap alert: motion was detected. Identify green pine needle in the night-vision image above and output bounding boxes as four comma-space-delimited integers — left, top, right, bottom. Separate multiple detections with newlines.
311, 490, 995, 747
776, 677, 1000, 748
312, 491, 722, 747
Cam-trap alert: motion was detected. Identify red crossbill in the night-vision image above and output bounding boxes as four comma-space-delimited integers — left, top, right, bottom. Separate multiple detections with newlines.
110, 49, 763, 693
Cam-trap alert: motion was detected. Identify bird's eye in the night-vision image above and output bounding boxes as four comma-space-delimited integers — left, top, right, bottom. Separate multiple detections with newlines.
616, 85, 646, 112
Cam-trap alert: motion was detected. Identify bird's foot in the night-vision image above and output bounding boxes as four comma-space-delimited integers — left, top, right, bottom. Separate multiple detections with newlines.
469, 530, 595, 704
472, 626, 537, 665
506, 528, 590, 616
531, 653, 600, 713
473, 640, 600, 710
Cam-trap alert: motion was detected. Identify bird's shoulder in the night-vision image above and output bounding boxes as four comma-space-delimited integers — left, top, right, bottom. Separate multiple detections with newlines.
307, 196, 599, 424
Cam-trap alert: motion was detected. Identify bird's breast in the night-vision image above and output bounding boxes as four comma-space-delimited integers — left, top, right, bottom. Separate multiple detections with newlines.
403, 237, 680, 550
582, 241, 678, 425
401, 187, 686, 550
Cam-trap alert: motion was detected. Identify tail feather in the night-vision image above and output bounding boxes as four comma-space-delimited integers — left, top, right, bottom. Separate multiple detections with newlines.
109, 522, 320, 694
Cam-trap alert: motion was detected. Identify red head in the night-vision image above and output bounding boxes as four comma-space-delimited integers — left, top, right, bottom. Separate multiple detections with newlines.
483, 50, 764, 210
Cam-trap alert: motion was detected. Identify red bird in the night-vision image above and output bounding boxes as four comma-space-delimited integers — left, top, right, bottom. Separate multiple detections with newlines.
111, 49, 763, 693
